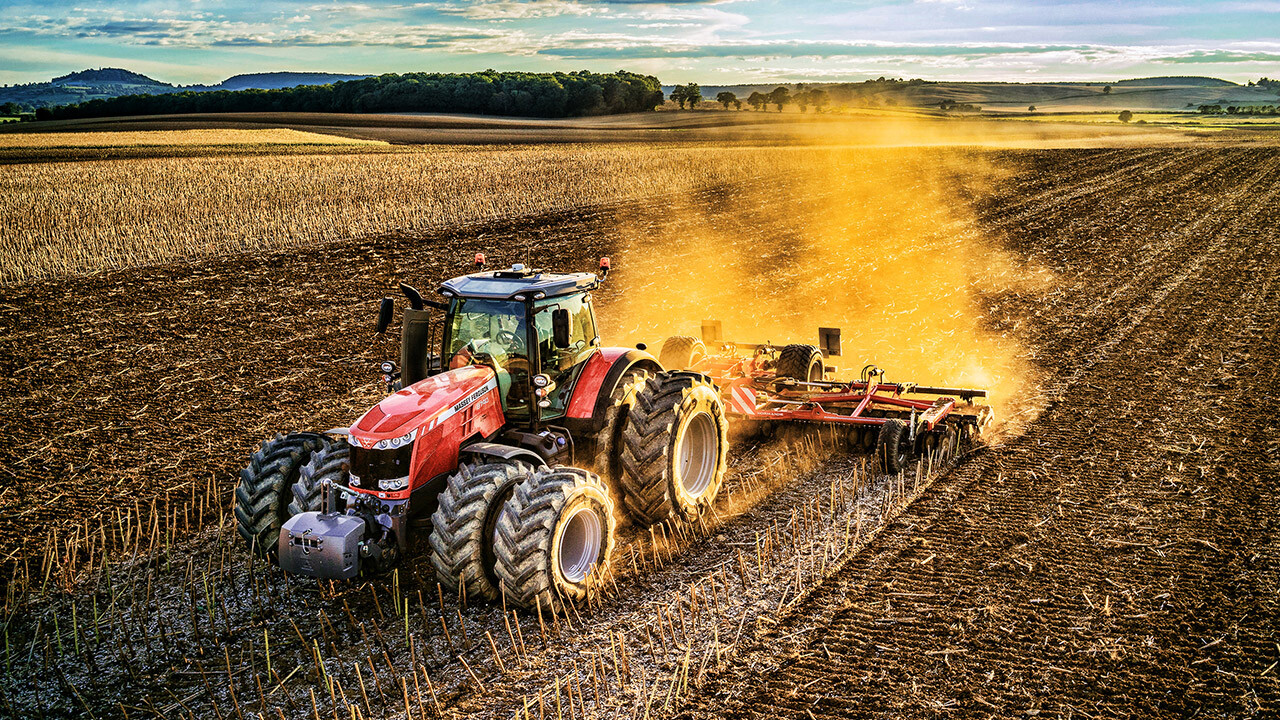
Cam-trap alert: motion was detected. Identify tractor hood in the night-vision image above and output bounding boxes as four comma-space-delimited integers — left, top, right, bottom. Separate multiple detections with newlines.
349, 365, 498, 449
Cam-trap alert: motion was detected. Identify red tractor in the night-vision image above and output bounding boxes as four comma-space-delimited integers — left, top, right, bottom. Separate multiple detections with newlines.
235, 258, 728, 612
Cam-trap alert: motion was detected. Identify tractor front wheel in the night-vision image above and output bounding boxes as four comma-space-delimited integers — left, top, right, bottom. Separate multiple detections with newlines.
493, 467, 615, 613
235, 432, 330, 560
429, 460, 533, 605
619, 371, 729, 525
290, 441, 350, 516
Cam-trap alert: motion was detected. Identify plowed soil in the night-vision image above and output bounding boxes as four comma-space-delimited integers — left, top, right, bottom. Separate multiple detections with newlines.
1, 145, 1277, 719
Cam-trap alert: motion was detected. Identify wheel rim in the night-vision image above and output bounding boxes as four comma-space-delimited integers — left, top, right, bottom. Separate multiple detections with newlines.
558, 507, 603, 584
807, 359, 822, 382
678, 411, 717, 498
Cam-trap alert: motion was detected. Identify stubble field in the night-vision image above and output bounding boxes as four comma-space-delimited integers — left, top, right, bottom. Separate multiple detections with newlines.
0, 124, 1276, 719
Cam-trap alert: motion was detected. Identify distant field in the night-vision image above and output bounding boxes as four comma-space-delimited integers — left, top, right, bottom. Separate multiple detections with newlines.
0, 128, 385, 147
1018, 111, 1280, 128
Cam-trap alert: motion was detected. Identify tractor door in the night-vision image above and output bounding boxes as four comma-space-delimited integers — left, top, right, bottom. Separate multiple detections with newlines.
533, 293, 598, 419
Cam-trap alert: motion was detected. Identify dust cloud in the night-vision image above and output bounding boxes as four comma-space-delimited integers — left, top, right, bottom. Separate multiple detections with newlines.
598, 137, 1051, 431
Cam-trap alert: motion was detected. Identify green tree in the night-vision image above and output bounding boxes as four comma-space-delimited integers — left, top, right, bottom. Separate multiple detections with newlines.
716, 91, 738, 110
747, 91, 766, 110
768, 86, 790, 111
669, 85, 688, 109
683, 83, 702, 109
1118, 110, 1133, 123
1103, 85, 1112, 94
1027, 105, 1036, 112
810, 89, 830, 112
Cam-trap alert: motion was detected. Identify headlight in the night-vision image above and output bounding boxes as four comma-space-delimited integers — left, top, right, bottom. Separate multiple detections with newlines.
378, 476, 409, 491
374, 428, 417, 450
533, 373, 550, 388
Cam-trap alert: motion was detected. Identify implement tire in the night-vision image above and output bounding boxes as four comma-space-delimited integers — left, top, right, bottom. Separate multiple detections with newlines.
429, 460, 533, 605
775, 344, 824, 382
659, 336, 706, 370
290, 442, 350, 516
235, 432, 330, 560
493, 467, 615, 613
619, 371, 729, 525
877, 419, 912, 474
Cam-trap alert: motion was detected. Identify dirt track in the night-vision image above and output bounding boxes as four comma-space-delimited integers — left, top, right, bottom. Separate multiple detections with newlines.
1, 146, 1277, 718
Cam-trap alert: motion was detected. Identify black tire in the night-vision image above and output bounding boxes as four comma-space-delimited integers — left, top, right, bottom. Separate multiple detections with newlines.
429, 460, 532, 604
619, 371, 729, 525
659, 336, 706, 370
235, 432, 329, 559
493, 466, 615, 613
775, 344, 824, 382
876, 419, 912, 474
587, 369, 646, 505
290, 442, 350, 516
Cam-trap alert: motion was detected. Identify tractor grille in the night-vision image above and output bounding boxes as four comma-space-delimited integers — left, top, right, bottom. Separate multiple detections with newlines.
349, 443, 414, 486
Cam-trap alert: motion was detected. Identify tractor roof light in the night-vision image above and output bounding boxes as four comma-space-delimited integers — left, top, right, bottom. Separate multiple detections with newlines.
532, 374, 550, 387
534, 291, 546, 299
474, 253, 486, 269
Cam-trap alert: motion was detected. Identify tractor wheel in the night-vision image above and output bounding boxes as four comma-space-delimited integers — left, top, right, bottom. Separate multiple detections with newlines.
619, 371, 729, 525
235, 432, 330, 560
587, 369, 645, 506
659, 336, 706, 370
290, 442, 350, 516
493, 466, 615, 613
429, 460, 532, 605
876, 419, 912, 474
776, 344, 824, 382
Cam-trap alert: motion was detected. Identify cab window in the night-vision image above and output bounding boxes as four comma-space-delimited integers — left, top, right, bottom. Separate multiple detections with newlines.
533, 294, 598, 416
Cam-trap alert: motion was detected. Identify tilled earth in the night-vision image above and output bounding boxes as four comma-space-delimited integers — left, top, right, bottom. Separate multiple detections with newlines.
1, 146, 1277, 718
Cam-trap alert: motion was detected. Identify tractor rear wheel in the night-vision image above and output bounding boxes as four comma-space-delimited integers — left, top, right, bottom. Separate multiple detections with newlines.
659, 336, 706, 370
429, 460, 532, 605
619, 371, 729, 524
290, 442, 350, 516
587, 369, 645, 506
235, 432, 330, 560
876, 419, 912, 474
493, 466, 615, 613
776, 344, 824, 382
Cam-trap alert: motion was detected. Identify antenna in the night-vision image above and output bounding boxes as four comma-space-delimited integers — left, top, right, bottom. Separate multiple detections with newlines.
524, 236, 533, 269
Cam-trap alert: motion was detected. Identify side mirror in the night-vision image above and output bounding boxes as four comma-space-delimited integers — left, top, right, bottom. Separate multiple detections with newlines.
552, 308, 572, 349
376, 297, 394, 334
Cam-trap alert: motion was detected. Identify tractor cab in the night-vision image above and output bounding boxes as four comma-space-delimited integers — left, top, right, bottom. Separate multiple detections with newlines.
383, 258, 609, 430
438, 262, 601, 422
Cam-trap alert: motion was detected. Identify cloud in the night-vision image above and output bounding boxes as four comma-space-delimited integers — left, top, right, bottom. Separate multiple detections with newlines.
1155, 49, 1280, 64
439, 1, 602, 20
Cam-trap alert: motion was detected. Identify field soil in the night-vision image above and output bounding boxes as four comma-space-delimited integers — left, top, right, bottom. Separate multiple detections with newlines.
0, 145, 1277, 718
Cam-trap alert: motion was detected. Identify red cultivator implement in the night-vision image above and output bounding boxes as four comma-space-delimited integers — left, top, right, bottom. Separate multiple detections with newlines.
658, 321, 994, 473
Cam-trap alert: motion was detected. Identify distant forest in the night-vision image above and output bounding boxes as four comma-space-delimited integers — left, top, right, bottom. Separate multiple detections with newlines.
40, 70, 665, 120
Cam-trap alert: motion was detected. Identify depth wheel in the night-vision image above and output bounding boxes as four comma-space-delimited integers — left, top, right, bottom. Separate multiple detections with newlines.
876, 419, 912, 474
429, 460, 534, 605
493, 467, 615, 613
659, 336, 706, 370
776, 344, 824, 382
619, 371, 729, 525
235, 432, 330, 560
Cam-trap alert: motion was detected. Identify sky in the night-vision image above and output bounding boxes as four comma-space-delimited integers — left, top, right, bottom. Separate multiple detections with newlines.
0, 0, 1277, 86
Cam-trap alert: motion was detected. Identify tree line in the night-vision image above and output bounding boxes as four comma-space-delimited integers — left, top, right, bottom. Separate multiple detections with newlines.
38, 70, 665, 120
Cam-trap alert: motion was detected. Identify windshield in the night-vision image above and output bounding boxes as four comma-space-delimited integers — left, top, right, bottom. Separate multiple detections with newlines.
446, 298, 528, 363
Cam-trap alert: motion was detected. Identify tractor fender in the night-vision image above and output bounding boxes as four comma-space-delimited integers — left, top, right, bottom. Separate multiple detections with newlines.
566, 348, 662, 431
460, 442, 547, 469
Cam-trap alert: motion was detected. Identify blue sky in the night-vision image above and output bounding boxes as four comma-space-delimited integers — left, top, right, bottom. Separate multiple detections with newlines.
1, 1, 1277, 85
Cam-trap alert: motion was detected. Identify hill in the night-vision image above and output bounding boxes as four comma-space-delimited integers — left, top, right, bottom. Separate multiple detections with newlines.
0, 68, 369, 112
666, 76, 1277, 113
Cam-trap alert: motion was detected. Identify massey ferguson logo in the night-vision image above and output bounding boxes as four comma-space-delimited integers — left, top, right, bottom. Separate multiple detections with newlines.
349, 435, 375, 449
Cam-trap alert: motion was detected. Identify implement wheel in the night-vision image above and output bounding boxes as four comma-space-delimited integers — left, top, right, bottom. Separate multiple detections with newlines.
429, 460, 533, 605
235, 432, 330, 560
776, 344, 824, 382
493, 467, 615, 613
876, 419, 912, 474
659, 336, 706, 370
619, 371, 729, 525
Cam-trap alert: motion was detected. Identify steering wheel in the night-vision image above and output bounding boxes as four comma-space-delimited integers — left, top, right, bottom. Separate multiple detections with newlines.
495, 329, 526, 354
